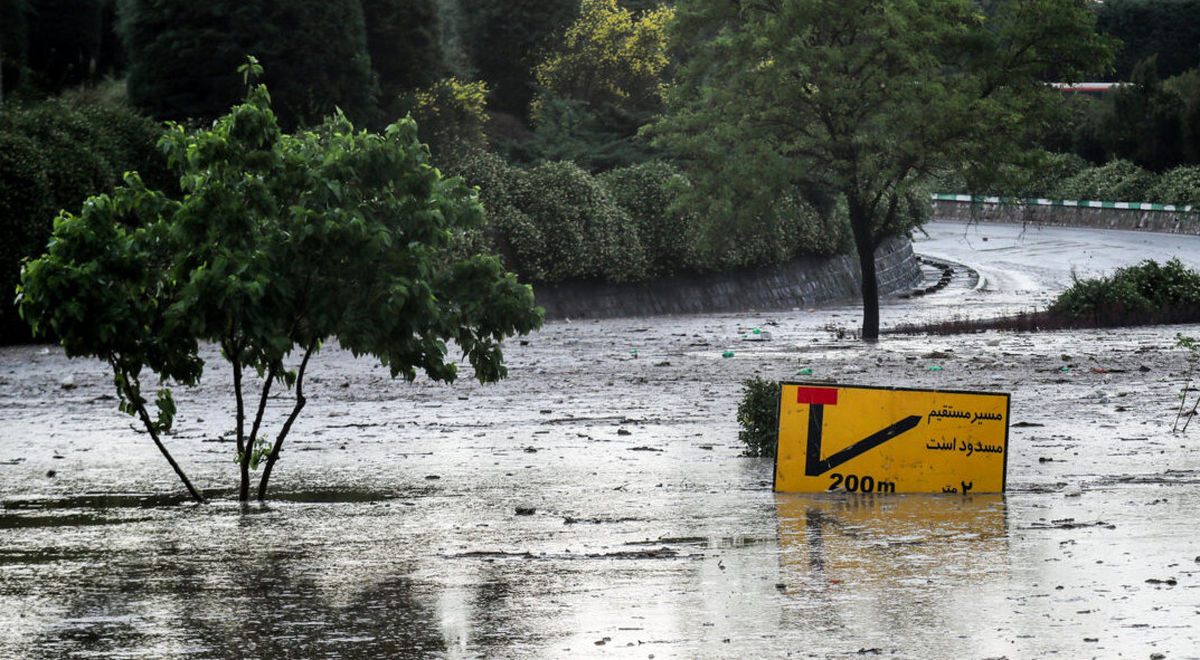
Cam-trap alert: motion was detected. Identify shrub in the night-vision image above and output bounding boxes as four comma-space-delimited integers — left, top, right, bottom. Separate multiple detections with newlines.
688, 190, 845, 273
444, 146, 539, 276
598, 160, 696, 277
1146, 165, 1200, 207
0, 99, 167, 344
737, 377, 780, 458
1050, 259, 1200, 326
517, 160, 647, 283
1054, 159, 1158, 202
452, 147, 848, 286
0, 132, 54, 342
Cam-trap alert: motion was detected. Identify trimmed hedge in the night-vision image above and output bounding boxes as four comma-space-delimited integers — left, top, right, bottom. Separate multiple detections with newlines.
1053, 159, 1157, 203
518, 160, 647, 283
0, 100, 168, 343
597, 160, 696, 278
450, 148, 851, 286
1147, 166, 1200, 208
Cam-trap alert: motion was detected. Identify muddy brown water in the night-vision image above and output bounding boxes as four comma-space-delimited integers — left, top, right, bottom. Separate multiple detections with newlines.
4, 222, 1200, 658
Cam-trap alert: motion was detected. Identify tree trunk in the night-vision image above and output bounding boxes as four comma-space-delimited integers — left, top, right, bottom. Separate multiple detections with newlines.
231, 356, 250, 502
848, 203, 880, 341
257, 345, 315, 501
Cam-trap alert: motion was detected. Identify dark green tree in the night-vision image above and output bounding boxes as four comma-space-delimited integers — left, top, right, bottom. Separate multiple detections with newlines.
24, 0, 105, 93
654, 0, 1113, 341
1174, 68, 1200, 163
1100, 57, 1185, 171
462, 0, 578, 117
0, 99, 169, 343
363, 0, 445, 120
121, 0, 375, 129
1096, 0, 1200, 81
0, 0, 30, 102
18, 61, 543, 502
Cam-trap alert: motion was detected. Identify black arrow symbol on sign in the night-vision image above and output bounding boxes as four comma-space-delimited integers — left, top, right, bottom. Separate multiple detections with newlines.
804, 404, 922, 476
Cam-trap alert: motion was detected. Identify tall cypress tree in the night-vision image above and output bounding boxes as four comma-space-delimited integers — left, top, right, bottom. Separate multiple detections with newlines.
122, 0, 375, 130
463, 0, 578, 118
0, 0, 29, 101
363, 0, 444, 120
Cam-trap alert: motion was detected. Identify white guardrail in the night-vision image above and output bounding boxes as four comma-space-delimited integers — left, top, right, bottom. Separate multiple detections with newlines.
931, 193, 1195, 214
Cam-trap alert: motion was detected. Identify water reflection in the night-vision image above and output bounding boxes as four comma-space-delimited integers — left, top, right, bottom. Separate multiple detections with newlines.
17, 545, 447, 659
775, 494, 1010, 654
777, 493, 1008, 583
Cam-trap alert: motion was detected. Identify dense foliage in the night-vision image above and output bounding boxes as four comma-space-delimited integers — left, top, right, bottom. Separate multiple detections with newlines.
596, 161, 695, 278
516, 0, 671, 171
1053, 159, 1158, 203
1, 0, 123, 99
1050, 60, 1200, 171
1096, 0, 1200, 81
409, 77, 490, 156
1051, 259, 1200, 327
121, 0, 376, 130
364, 0, 446, 120
450, 148, 843, 284
0, 99, 168, 343
18, 65, 543, 501
462, 0, 578, 118
957, 158, 1200, 207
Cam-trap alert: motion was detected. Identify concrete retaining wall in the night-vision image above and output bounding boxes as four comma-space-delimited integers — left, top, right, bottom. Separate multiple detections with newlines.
932, 196, 1200, 236
534, 234, 921, 320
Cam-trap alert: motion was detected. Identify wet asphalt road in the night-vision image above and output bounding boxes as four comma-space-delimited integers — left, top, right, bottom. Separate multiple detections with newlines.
3, 220, 1200, 659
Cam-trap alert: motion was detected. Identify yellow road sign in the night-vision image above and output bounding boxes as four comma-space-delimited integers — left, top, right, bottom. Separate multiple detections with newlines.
774, 383, 1010, 494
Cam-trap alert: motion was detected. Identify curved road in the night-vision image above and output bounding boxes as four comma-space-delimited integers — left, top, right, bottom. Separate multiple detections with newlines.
883, 219, 1200, 326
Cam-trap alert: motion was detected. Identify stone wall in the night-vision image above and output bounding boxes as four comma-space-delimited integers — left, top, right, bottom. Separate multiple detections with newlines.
932, 198, 1200, 236
534, 234, 921, 320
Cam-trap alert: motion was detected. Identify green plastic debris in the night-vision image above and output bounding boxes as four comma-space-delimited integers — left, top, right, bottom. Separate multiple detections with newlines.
1061, 366, 1070, 372
928, 366, 943, 371
722, 351, 735, 358
797, 368, 812, 375
630, 349, 638, 358
752, 328, 762, 335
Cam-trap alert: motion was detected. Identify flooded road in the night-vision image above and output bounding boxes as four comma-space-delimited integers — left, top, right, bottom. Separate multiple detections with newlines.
4, 221, 1200, 659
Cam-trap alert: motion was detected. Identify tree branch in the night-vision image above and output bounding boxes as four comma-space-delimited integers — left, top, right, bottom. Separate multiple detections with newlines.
112, 360, 204, 503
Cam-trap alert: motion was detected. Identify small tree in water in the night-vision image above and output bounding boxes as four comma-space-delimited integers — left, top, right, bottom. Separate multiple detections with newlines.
18, 58, 543, 502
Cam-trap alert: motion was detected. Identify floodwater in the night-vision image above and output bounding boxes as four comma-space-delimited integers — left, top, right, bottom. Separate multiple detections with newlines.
4, 221, 1200, 659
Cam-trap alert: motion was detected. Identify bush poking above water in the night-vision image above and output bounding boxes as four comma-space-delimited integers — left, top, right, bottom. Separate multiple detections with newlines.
737, 377, 780, 457
890, 258, 1200, 335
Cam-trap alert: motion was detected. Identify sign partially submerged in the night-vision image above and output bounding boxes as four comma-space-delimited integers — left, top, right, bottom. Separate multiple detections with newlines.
774, 383, 1010, 494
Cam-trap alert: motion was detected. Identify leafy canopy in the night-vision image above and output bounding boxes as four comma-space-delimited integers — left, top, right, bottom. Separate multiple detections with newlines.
533, 0, 673, 116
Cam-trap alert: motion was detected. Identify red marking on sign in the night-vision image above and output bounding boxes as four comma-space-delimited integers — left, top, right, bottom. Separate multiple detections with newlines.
797, 387, 838, 405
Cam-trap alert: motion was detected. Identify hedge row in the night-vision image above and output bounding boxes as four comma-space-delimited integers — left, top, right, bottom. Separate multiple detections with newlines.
1051, 160, 1200, 207
0, 99, 170, 343
448, 148, 848, 285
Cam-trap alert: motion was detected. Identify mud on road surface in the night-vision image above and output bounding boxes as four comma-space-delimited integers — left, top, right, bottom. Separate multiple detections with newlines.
3, 221, 1200, 658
